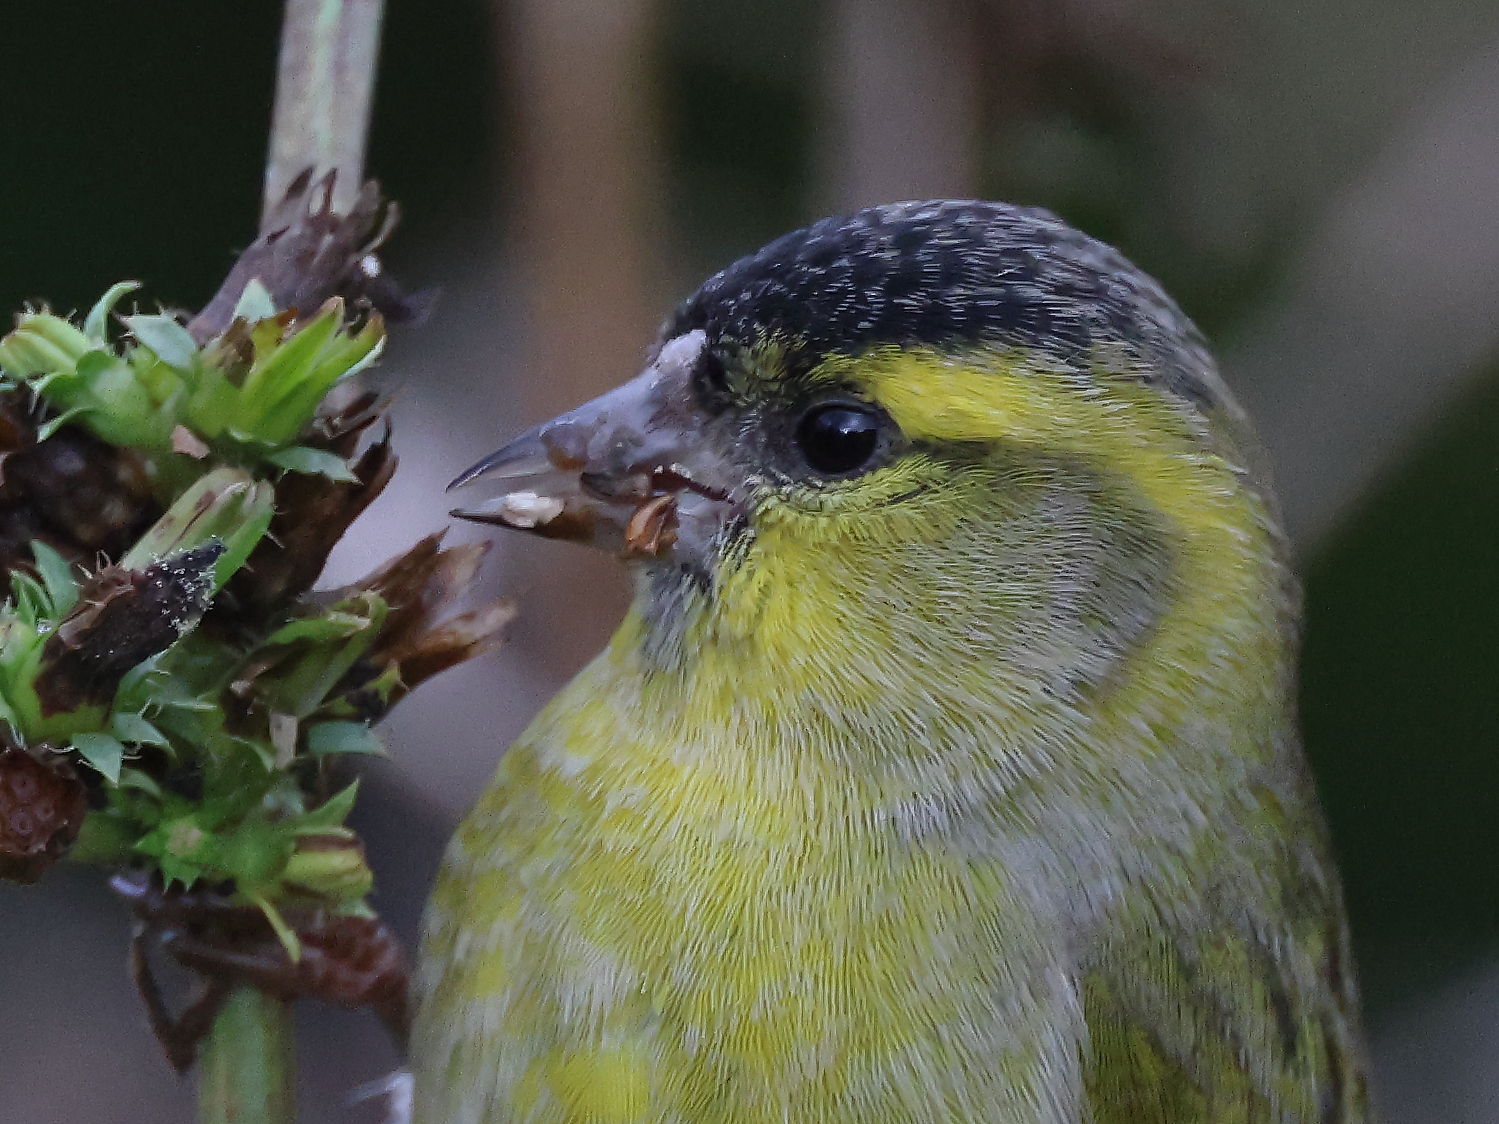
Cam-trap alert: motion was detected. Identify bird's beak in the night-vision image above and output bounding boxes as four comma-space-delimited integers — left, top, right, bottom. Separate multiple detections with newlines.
448, 330, 737, 560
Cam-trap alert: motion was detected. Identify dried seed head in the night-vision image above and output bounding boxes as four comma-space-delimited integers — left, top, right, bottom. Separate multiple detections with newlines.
0, 391, 158, 575
35, 545, 222, 717
0, 746, 89, 883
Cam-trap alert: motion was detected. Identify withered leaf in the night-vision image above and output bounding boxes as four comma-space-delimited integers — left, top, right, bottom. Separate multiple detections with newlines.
286, 534, 512, 722
356, 532, 488, 660
188, 171, 433, 344
226, 396, 396, 616
35, 544, 222, 716
380, 600, 515, 707
114, 869, 411, 1057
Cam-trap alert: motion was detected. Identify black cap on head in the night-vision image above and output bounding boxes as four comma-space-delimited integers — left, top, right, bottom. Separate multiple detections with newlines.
666, 200, 1218, 410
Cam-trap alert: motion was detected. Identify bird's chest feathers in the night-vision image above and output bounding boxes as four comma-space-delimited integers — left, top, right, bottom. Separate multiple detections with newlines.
442, 662, 1071, 1116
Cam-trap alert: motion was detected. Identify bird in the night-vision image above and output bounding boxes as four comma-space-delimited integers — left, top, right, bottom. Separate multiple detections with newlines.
412, 200, 1372, 1124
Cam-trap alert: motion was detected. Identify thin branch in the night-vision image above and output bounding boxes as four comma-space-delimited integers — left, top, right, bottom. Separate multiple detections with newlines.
263, 0, 387, 225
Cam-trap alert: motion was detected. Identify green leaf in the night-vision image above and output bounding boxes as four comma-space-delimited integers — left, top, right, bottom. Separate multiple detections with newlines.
255, 592, 386, 718
83, 281, 142, 342
335, 329, 385, 380
231, 278, 277, 324
210, 818, 296, 889
239, 303, 342, 405
233, 305, 350, 444
256, 326, 384, 444
110, 711, 171, 748
114, 655, 168, 714
212, 504, 275, 593
116, 767, 163, 798
295, 780, 360, 832
133, 812, 212, 887
263, 611, 373, 647
74, 348, 118, 381
10, 572, 48, 626
35, 405, 90, 442
124, 313, 197, 372
250, 892, 302, 962
72, 733, 128, 783
0, 313, 90, 377
0, 686, 20, 740
67, 810, 138, 865
0, 618, 46, 739
305, 721, 384, 758
30, 541, 79, 618
264, 445, 360, 482
157, 854, 207, 888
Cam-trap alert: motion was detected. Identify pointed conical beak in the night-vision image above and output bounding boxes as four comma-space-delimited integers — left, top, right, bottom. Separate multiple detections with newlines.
448, 330, 737, 559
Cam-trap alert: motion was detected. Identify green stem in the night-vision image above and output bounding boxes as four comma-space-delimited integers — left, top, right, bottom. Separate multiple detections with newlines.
198, 988, 297, 1124
263, 0, 387, 223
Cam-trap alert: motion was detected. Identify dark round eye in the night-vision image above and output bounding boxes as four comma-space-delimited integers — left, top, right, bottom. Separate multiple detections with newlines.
795, 403, 882, 476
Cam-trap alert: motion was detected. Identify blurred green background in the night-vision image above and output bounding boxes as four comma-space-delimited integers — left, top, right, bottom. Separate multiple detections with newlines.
4, 0, 1499, 1119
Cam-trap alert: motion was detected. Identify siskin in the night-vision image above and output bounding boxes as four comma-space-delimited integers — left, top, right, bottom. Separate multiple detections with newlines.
414, 201, 1372, 1124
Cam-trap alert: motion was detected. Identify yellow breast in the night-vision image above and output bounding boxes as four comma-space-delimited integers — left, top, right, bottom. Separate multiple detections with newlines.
414, 626, 1078, 1124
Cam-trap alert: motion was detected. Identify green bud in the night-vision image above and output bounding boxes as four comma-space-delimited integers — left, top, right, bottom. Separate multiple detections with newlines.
281, 832, 373, 904
0, 312, 91, 378
122, 466, 275, 591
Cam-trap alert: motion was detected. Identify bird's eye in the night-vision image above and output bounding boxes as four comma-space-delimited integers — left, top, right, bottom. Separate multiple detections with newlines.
795, 403, 882, 476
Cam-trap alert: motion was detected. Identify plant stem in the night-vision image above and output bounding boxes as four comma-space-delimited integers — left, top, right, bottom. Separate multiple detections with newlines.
198, 988, 297, 1124
263, 0, 387, 223
197, 4, 386, 1123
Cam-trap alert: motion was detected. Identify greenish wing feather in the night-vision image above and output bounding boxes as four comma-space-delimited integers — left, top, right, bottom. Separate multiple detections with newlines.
1082, 880, 1371, 1124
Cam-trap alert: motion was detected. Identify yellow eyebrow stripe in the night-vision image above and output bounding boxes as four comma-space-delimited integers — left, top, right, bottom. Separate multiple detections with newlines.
851, 348, 1251, 546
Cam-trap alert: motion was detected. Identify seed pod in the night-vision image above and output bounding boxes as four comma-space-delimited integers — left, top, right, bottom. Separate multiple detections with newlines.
0, 746, 89, 883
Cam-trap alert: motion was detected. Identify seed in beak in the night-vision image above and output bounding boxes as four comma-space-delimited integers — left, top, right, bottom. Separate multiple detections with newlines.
622, 494, 679, 558
483, 491, 566, 529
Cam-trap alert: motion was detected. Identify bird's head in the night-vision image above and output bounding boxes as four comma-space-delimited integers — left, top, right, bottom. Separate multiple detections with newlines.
453, 201, 1291, 718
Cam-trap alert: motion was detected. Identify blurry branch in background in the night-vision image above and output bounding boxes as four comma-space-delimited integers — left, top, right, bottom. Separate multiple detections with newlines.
819, 0, 980, 210
1226, 46, 1499, 549
191, 0, 431, 350
493, 0, 661, 681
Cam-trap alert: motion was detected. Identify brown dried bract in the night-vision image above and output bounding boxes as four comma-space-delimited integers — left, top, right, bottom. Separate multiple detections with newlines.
35, 544, 222, 716
224, 392, 397, 617
348, 532, 513, 712
0, 390, 158, 576
381, 601, 517, 707
358, 532, 488, 654
188, 170, 435, 344
0, 746, 89, 883
113, 871, 411, 1070
622, 493, 679, 558
227, 532, 512, 725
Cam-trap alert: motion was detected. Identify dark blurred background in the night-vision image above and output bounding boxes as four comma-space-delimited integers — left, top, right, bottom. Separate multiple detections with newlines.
4, 1, 1499, 1119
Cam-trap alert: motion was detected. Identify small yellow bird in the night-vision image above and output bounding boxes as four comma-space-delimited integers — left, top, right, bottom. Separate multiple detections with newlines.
414, 201, 1372, 1123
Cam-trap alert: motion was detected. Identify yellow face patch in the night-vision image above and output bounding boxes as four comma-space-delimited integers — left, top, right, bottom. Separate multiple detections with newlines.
684, 346, 1282, 729
838, 346, 1245, 544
